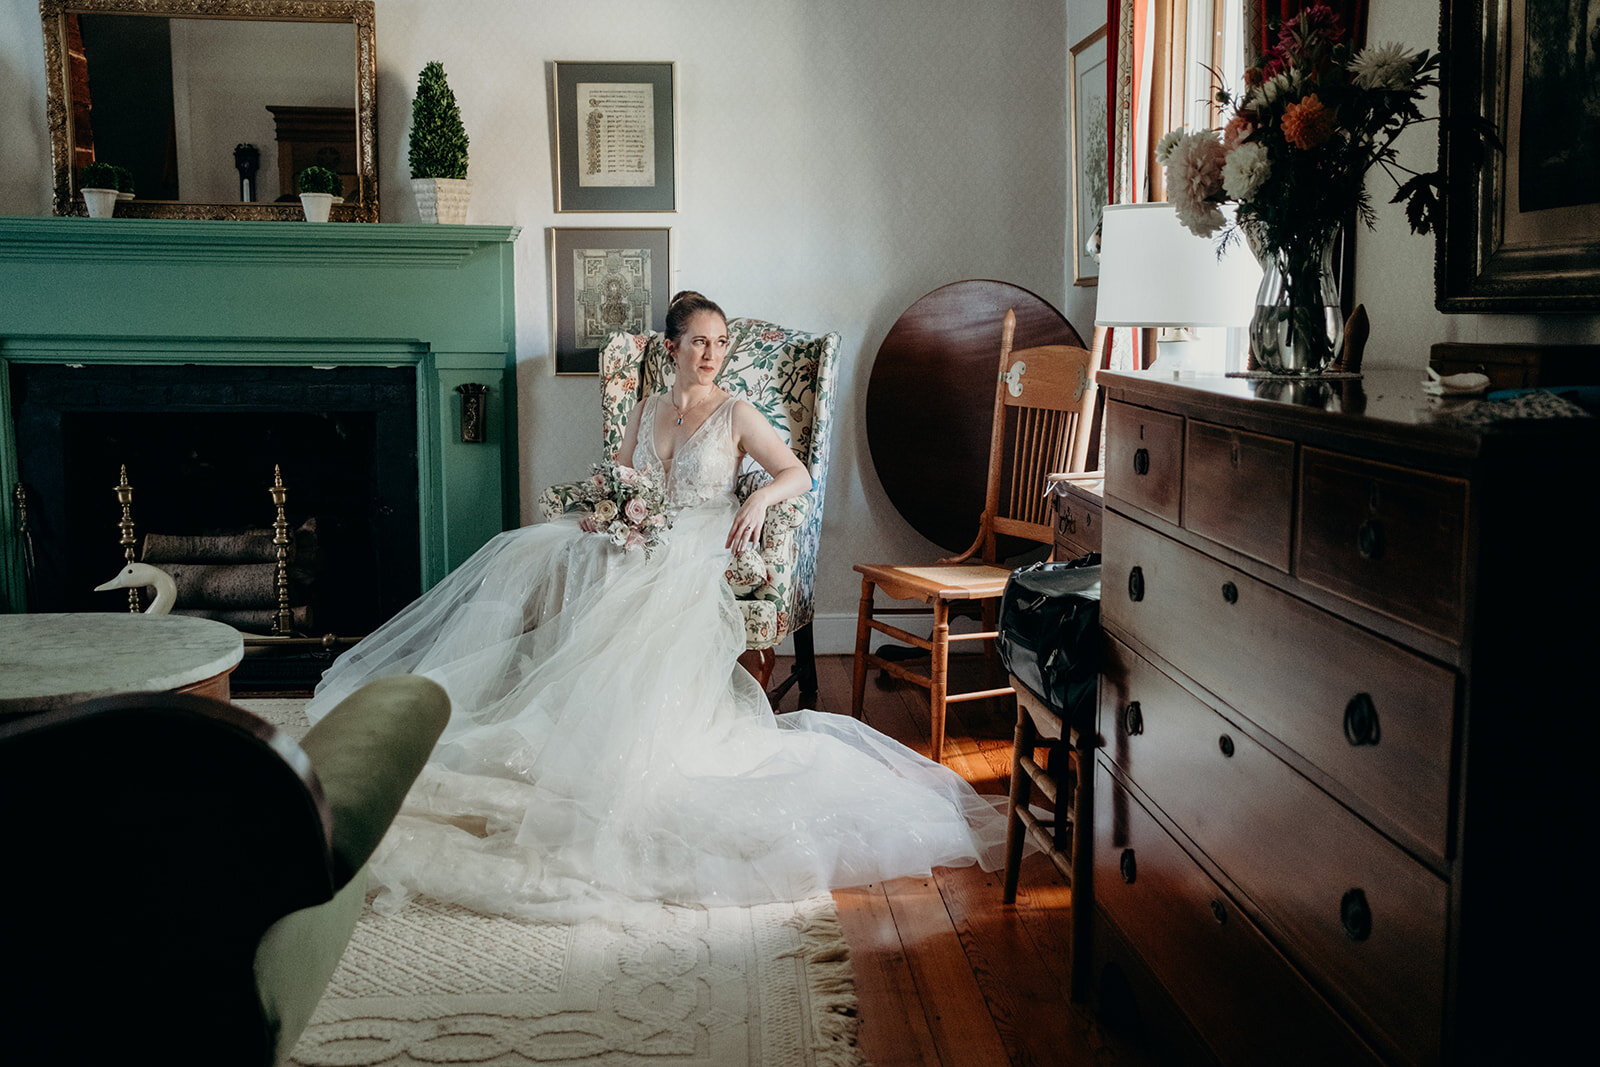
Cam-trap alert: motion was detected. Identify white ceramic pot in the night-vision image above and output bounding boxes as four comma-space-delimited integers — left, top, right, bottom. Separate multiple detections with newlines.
82, 187, 119, 218
299, 192, 334, 223
411, 177, 471, 224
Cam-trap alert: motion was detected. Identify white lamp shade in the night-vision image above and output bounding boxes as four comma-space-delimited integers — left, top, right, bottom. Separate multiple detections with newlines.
1094, 202, 1262, 328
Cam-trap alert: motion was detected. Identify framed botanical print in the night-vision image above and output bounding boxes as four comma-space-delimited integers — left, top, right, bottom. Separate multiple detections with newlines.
1437, 0, 1600, 311
553, 61, 677, 212
1070, 25, 1110, 286
549, 227, 672, 375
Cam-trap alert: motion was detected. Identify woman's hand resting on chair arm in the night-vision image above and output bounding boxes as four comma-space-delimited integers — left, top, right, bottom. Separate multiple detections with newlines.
728, 400, 811, 550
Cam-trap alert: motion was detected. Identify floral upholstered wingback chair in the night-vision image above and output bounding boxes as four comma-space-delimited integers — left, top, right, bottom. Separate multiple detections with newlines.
539, 317, 841, 703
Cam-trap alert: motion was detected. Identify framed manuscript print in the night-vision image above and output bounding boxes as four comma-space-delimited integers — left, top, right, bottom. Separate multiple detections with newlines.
549, 227, 672, 375
553, 61, 677, 212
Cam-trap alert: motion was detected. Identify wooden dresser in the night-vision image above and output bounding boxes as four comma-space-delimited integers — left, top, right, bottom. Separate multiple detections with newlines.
1091, 369, 1596, 1065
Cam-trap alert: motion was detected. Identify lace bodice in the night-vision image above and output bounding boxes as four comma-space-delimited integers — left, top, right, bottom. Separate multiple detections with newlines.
637, 393, 742, 510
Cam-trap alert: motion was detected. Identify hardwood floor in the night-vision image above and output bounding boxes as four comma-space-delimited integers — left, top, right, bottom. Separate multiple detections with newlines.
773, 652, 1158, 1067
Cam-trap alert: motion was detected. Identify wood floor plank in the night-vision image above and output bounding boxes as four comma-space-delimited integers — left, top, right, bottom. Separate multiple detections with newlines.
833, 882, 944, 1067
817, 654, 1155, 1064
882, 873, 1013, 1067
933, 860, 1102, 1067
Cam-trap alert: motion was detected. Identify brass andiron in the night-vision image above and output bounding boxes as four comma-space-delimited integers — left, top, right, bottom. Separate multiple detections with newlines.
269, 465, 293, 636
14, 483, 37, 604
456, 383, 488, 443
113, 465, 140, 613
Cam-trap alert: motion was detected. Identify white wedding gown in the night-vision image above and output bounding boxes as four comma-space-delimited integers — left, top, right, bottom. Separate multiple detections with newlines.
306, 393, 1011, 922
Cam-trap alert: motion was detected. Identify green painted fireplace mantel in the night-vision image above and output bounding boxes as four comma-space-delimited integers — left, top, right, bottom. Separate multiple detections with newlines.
0, 216, 520, 613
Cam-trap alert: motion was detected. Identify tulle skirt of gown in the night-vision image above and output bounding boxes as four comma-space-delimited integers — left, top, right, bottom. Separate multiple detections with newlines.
306, 499, 1012, 922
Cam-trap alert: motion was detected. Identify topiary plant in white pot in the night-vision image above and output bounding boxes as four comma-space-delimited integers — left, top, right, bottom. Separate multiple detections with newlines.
296, 165, 343, 222
408, 60, 470, 223
79, 161, 120, 218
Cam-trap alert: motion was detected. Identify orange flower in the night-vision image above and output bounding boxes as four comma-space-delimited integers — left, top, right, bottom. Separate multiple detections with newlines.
1281, 94, 1336, 149
1223, 112, 1255, 149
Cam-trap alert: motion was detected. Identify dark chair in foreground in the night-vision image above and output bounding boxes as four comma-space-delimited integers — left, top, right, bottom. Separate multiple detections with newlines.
0, 675, 450, 1067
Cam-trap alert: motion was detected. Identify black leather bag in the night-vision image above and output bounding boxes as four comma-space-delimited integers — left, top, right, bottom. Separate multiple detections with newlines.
996, 555, 1102, 725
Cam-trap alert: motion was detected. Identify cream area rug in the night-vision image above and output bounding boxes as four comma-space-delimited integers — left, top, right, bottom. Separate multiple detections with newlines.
238, 698, 863, 1067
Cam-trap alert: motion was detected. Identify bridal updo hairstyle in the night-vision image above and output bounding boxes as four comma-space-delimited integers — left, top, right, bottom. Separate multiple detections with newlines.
665, 290, 727, 344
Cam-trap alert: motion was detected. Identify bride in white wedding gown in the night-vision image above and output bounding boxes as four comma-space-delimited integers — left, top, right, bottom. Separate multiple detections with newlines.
305, 292, 1011, 922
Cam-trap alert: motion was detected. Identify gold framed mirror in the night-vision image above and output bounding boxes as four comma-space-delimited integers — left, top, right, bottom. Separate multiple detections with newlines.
41, 0, 377, 221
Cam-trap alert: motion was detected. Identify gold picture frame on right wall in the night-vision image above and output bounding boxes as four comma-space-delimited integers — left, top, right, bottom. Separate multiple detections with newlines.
1070, 24, 1109, 287
1436, 0, 1600, 311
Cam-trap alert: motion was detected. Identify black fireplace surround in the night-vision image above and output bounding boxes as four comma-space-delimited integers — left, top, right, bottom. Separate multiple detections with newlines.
11, 362, 420, 640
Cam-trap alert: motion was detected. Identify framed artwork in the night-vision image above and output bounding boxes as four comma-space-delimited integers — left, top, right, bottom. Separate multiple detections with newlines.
553, 61, 677, 212
1436, 0, 1600, 311
549, 227, 672, 376
1071, 25, 1110, 286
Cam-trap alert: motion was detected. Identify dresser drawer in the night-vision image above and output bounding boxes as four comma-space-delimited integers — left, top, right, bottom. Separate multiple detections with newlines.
1051, 480, 1102, 559
1183, 419, 1295, 570
1104, 401, 1183, 524
1098, 636, 1447, 1064
1093, 761, 1384, 1067
1103, 510, 1458, 863
1297, 449, 1468, 642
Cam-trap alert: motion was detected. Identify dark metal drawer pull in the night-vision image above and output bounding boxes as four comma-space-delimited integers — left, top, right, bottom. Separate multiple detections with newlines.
1210, 899, 1227, 925
1218, 734, 1235, 758
1344, 693, 1381, 746
1128, 566, 1145, 602
1123, 701, 1144, 736
1341, 888, 1372, 941
1221, 581, 1238, 604
1120, 848, 1138, 884
1357, 518, 1385, 561
1133, 448, 1150, 476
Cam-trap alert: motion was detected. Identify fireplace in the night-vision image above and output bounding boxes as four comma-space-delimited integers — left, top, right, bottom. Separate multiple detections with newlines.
0, 217, 522, 686
13, 361, 420, 637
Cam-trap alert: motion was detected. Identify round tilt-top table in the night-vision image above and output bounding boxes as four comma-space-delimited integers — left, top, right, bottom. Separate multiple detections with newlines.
0, 613, 243, 716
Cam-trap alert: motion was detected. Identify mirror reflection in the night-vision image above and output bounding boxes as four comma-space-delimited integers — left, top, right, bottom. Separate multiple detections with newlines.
72, 15, 356, 203
43, 0, 377, 221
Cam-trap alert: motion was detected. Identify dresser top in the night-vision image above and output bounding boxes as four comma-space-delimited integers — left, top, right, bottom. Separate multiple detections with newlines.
1099, 367, 1595, 467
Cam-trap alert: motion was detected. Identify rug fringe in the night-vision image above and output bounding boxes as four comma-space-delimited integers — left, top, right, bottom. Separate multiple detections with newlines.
792, 901, 866, 1066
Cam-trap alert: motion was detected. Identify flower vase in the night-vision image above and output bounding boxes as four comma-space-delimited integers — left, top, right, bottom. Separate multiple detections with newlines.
1248, 232, 1343, 375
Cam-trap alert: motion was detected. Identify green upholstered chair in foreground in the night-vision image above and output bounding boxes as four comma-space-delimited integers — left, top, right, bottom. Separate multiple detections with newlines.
0, 675, 450, 1067
541, 317, 841, 705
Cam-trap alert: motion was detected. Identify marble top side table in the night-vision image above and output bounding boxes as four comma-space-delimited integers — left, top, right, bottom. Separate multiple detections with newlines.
0, 613, 244, 716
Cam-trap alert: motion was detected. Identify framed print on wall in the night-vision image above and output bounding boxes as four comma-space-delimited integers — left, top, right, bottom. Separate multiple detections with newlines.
553, 61, 677, 212
1070, 25, 1109, 286
1436, 0, 1600, 311
550, 227, 672, 376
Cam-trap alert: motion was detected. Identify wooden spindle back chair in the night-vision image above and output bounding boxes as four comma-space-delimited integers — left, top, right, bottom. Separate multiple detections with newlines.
851, 309, 1098, 761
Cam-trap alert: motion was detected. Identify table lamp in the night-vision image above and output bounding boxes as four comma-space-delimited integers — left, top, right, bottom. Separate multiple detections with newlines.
1095, 202, 1262, 374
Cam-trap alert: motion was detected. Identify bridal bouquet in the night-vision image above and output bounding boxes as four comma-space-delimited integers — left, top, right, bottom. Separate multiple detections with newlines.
1159, 5, 1445, 249
575, 460, 672, 556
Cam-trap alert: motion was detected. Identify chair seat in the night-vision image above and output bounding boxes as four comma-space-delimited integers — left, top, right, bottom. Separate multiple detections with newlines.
852, 562, 1014, 602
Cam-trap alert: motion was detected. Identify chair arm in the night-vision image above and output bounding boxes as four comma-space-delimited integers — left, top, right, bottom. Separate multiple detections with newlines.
297, 675, 451, 887
726, 489, 814, 600
538, 481, 587, 520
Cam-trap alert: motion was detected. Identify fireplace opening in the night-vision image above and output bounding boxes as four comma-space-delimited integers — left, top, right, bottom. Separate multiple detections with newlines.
11, 362, 421, 685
